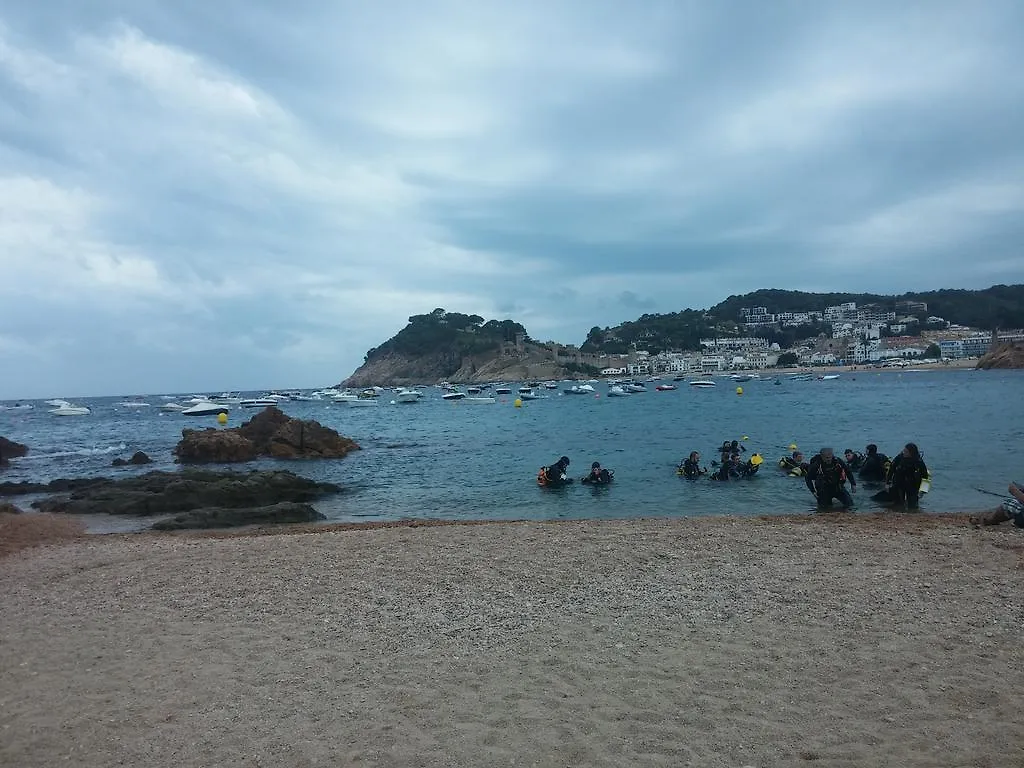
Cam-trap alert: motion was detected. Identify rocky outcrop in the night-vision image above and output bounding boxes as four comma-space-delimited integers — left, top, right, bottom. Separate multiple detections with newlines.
151, 502, 325, 530
174, 407, 359, 463
343, 347, 574, 387
112, 451, 153, 467
31, 469, 340, 517
0, 478, 110, 496
0, 437, 28, 466
0, 502, 21, 515
976, 342, 1024, 369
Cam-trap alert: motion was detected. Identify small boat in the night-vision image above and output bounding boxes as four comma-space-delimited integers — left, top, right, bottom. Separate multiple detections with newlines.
672, 375, 689, 382
395, 388, 422, 403
689, 379, 716, 388
563, 384, 595, 395
358, 389, 379, 399
655, 384, 678, 391
442, 391, 466, 401
543, 382, 559, 390
466, 386, 483, 395
49, 403, 91, 416
116, 400, 151, 408
819, 374, 841, 381
241, 398, 277, 408
519, 391, 542, 400
347, 398, 378, 407
181, 401, 229, 416
45, 398, 70, 407
464, 397, 496, 404
607, 386, 631, 397
160, 402, 188, 412
730, 374, 753, 382
494, 386, 512, 395
622, 383, 646, 393
0, 403, 34, 412
211, 392, 243, 405
332, 392, 359, 403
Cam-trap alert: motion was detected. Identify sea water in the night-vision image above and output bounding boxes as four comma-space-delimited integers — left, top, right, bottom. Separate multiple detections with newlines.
2, 370, 1021, 531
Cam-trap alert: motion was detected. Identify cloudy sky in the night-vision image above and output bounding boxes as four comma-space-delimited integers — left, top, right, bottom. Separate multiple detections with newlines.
2, 1, 1022, 397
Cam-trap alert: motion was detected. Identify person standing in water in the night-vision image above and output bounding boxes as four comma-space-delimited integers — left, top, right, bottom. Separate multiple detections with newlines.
679, 452, 706, 478
537, 456, 572, 487
886, 443, 929, 509
805, 447, 857, 508
859, 444, 890, 482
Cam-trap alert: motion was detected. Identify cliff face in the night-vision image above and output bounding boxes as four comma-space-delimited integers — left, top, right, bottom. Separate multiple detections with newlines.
976, 342, 1024, 369
342, 346, 576, 387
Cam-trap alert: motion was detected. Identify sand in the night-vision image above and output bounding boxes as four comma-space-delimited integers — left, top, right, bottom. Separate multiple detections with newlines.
2, 514, 1023, 768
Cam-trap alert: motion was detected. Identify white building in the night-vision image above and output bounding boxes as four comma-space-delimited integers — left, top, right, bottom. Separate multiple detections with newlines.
600, 367, 627, 376
701, 356, 726, 372
700, 337, 769, 351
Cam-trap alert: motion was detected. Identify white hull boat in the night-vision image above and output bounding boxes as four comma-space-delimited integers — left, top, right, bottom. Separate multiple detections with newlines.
563, 384, 595, 395
241, 398, 277, 408
819, 374, 841, 381
494, 387, 512, 395
332, 393, 359, 403
44, 399, 69, 407
623, 383, 646, 393
160, 402, 188, 412
442, 392, 466, 401
181, 401, 229, 416
464, 397, 496, 404
689, 380, 716, 388
394, 389, 422, 403
212, 393, 243, 405
347, 399, 378, 407
50, 404, 91, 416
607, 386, 631, 397
0, 404, 34, 412
117, 401, 151, 408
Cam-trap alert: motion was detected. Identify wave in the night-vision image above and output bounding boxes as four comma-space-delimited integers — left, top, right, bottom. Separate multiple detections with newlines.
20, 443, 128, 460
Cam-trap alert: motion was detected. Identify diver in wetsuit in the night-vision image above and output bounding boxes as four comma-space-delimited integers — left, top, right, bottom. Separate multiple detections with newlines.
885, 443, 929, 509
858, 444, 890, 482
805, 447, 857, 508
843, 449, 864, 472
538, 456, 572, 487
678, 451, 707, 478
779, 451, 808, 477
737, 453, 763, 478
581, 461, 613, 485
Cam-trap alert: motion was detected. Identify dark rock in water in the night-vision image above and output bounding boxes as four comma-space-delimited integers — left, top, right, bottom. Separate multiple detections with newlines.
0, 502, 21, 515
0, 437, 29, 466
112, 451, 153, 467
31, 469, 340, 516
174, 429, 260, 464
151, 502, 325, 530
0, 477, 110, 496
174, 407, 359, 463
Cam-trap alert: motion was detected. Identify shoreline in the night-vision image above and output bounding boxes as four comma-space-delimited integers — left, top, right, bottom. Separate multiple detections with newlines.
2, 512, 1022, 766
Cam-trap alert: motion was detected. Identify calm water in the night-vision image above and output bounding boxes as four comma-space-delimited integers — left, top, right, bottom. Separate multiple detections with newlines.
2, 370, 1021, 531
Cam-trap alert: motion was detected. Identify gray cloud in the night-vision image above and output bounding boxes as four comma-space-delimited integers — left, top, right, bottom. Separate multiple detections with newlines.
1, 1, 1023, 397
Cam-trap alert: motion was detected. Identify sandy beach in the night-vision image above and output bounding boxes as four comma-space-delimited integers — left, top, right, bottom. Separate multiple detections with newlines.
2, 514, 1023, 768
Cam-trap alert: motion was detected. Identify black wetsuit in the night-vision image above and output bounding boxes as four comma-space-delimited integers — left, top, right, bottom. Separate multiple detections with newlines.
680, 459, 704, 478
805, 455, 857, 507
582, 468, 613, 485
859, 452, 890, 482
844, 453, 865, 472
779, 457, 808, 476
542, 461, 571, 486
886, 454, 929, 509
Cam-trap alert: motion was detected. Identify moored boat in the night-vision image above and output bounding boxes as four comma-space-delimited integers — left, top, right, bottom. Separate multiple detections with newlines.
49, 403, 91, 416
181, 401, 228, 416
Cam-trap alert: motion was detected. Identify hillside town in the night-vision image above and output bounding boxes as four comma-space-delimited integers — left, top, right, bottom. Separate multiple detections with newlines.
553, 300, 1024, 376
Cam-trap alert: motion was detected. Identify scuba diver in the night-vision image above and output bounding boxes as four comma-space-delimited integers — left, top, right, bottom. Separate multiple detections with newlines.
858, 444, 890, 482
805, 447, 857, 508
737, 453, 764, 478
779, 450, 808, 477
581, 461, 614, 485
881, 442, 929, 509
678, 451, 707, 478
843, 449, 865, 472
537, 456, 572, 487
712, 451, 743, 481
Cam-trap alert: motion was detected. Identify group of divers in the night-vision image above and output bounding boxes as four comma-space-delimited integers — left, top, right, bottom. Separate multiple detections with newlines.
537, 440, 932, 510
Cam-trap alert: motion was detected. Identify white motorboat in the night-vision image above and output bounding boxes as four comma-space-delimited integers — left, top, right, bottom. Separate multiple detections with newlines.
464, 397, 496, 404
332, 393, 359, 403
347, 398, 378, 407
394, 388, 423, 403
44, 398, 69, 407
517, 387, 542, 400
689, 379, 716, 388
0, 403, 34, 412
181, 401, 230, 416
563, 384, 595, 395
466, 386, 483, 395
211, 392, 243, 405
622, 383, 646, 393
607, 386, 631, 397
50, 403, 91, 416
819, 374, 841, 381
494, 386, 512, 395
289, 394, 316, 401
543, 382, 558, 390
160, 402, 188, 412
655, 384, 678, 391
116, 400, 151, 408
241, 398, 277, 408
442, 391, 466, 401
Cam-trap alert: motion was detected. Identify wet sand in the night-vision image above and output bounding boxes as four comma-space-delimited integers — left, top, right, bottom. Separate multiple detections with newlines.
2, 514, 1023, 767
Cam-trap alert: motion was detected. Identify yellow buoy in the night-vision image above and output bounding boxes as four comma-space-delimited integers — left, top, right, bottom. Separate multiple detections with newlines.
217, 412, 228, 425
750, 453, 763, 466
513, 398, 522, 408
788, 443, 798, 451
741, 435, 749, 440
735, 386, 743, 395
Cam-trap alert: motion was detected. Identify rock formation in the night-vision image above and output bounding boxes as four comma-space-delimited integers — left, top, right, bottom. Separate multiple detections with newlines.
343, 349, 573, 388
112, 451, 153, 467
976, 342, 1024, 369
0, 502, 21, 515
0, 437, 28, 466
151, 502, 325, 530
31, 469, 340, 517
174, 407, 359, 463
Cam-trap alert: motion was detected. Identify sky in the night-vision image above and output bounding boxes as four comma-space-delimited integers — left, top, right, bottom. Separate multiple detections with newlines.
2, 1, 1023, 398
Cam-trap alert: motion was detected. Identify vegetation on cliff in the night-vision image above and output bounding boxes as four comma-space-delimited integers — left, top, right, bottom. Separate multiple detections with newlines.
363, 309, 529, 363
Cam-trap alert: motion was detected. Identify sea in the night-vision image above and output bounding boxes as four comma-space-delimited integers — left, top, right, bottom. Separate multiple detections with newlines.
2, 370, 1021, 532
